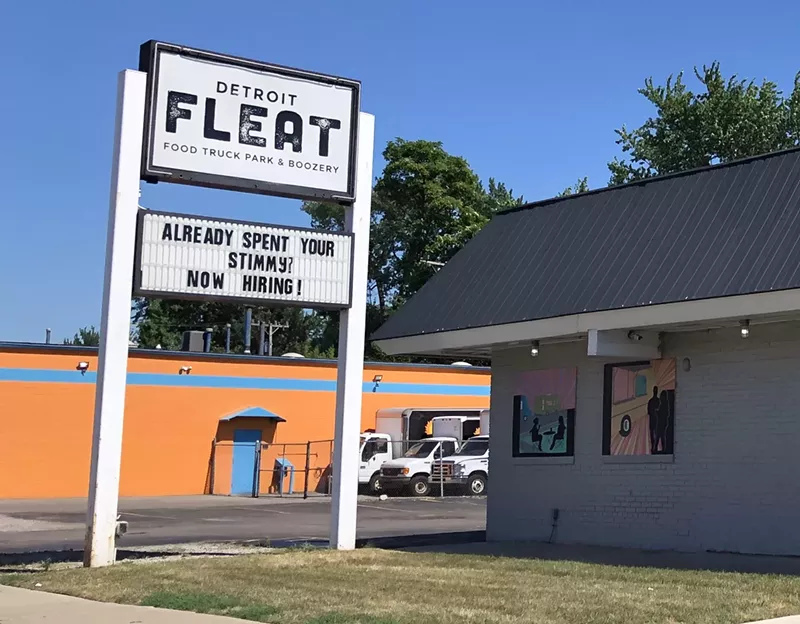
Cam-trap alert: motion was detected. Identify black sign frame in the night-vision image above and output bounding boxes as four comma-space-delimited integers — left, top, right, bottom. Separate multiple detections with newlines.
132, 209, 355, 310
138, 40, 360, 204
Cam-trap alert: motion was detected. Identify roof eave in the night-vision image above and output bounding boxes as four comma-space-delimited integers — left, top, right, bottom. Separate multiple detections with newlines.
373, 288, 800, 356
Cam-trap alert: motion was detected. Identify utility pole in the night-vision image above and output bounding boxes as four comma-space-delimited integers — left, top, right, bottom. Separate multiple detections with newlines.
423, 260, 445, 272
267, 322, 289, 356
243, 308, 252, 354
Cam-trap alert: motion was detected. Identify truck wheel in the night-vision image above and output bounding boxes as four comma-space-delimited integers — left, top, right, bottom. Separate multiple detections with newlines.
409, 475, 431, 497
466, 474, 487, 496
368, 473, 382, 495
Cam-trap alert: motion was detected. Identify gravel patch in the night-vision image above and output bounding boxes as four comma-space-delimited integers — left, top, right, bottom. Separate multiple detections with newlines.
0, 515, 82, 533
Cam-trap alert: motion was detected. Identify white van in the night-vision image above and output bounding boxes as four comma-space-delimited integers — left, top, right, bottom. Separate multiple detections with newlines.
357, 407, 486, 494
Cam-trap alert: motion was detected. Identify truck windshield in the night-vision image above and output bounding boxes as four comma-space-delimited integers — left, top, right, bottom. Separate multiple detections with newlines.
454, 440, 489, 456
404, 441, 438, 458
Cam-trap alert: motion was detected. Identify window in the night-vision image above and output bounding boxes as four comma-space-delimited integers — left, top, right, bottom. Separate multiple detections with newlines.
361, 439, 388, 461
462, 419, 480, 439
603, 359, 676, 456
441, 441, 457, 457
635, 374, 648, 397
454, 439, 489, 456
512, 367, 577, 457
361, 441, 376, 461
403, 441, 437, 458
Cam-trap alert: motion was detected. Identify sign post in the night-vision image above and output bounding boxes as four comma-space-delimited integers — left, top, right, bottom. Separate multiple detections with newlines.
84, 70, 146, 567
85, 42, 369, 567
330, 113, 373, 550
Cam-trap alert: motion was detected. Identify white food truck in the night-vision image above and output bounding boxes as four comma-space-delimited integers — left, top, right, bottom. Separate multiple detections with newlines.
357, 408, 487, 494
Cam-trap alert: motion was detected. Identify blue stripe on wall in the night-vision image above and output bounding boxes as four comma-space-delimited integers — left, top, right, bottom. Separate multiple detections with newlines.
0, 368, 490, 397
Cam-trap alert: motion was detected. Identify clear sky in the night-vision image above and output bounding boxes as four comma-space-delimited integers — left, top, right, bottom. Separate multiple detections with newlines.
1, 0, 798, 342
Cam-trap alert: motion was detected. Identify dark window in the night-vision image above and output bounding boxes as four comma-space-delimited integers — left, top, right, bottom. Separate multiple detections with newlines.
403, 441, 438, 458
602, 359, 676, 456
454, 439, 489, 456
512, 395, 574, 458
362, 439, 387, 461
462, 419, 480, 439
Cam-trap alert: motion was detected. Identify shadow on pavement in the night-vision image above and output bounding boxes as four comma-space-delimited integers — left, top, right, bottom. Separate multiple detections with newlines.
0, 531, 487, 566
407, 540, 800, 576
0, 549, 236, 566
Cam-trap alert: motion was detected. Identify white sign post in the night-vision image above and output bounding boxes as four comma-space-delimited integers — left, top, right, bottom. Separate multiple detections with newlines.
84, 70, 146, 567
331, 112, 373, 550
84, 42, 372, 566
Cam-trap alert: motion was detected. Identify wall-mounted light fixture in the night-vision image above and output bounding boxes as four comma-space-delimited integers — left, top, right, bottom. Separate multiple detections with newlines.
179, 365, 193, 375
740, 319, 750, 339
76, 361, 89, 375
682, 357, 692, 372
627, 330, 643, 341
530, 341, 540, 357
372, 374, 383, 392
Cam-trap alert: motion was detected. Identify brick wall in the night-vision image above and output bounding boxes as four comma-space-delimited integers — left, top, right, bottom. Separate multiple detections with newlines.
486, 321, 800, 555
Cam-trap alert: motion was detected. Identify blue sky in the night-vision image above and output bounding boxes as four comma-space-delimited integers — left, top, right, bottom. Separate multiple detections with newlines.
1, 0, 798, 342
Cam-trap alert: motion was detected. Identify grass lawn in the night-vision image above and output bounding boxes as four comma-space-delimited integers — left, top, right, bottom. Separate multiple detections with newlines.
3, 549, 800, 624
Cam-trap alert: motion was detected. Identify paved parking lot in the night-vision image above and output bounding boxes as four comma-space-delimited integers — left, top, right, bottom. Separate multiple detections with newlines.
0, 495, 486, 554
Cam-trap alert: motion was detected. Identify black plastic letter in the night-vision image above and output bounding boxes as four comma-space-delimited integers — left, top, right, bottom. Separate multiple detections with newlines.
203, 98, 231, 142
166, 91, 197, 133
309, 116, 341, 157
239, 105, 268, 147
274, 111, 303, 152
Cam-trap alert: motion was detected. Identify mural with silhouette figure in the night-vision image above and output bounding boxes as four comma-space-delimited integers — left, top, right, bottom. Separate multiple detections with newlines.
604, 359, 676, 455
512, 368, 576, 457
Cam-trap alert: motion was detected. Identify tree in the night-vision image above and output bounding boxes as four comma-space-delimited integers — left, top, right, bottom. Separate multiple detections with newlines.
304, 139, 523, 311
609, 63, 800, 185
557, 177, 590, 197
304, 139, 521, 362
133, 298, 326, 356
133, 139, 519, 362
63, 325, 100, 347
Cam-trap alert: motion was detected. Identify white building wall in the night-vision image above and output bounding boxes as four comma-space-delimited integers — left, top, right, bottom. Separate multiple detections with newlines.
487, 321, 800, 555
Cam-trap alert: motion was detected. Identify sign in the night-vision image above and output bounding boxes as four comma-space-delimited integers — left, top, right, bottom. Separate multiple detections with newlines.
138, 41, 360, 202
134, 210, 353, 308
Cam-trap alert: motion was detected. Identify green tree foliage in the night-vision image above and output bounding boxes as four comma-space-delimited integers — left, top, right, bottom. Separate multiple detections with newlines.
132, 139, 519, 362
133, 299, 325, 356
63, 325, 100, 347
304, 139, 523, 309
608, 62, 800, 185
303, 139, 521, 363
557, 177, 590, 197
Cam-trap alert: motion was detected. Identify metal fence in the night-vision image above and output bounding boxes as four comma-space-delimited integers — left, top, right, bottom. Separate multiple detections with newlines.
209, 436, 475, 498
210, 439, 334, 498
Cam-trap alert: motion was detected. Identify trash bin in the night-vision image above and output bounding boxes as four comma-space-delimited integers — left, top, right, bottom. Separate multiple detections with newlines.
274, 457, 295, 494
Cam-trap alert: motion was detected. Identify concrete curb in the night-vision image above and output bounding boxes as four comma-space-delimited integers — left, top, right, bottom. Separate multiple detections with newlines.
0, 584, 245, 623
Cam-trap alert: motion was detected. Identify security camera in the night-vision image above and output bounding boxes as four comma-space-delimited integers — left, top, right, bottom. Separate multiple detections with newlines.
179, 366, 192, 375
76, 361, 89, 375
627, 331, 643, 341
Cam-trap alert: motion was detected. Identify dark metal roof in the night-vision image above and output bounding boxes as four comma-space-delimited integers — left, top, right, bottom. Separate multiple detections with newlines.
372, 147, 800, 342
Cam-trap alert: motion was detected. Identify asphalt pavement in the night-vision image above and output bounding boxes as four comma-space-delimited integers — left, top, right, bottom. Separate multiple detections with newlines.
0, 494, 486, 554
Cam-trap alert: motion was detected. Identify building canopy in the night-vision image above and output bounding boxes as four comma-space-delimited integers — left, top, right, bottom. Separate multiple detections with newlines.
373, 148, 800, 357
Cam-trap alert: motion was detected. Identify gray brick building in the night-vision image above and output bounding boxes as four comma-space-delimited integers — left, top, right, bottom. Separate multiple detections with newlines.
373, 147, 800, 556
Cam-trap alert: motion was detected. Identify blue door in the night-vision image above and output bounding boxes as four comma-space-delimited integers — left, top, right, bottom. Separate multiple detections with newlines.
231, 429, 261, 495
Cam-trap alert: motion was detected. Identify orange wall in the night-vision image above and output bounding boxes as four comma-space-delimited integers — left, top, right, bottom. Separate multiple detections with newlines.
0, 346, 489, 498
